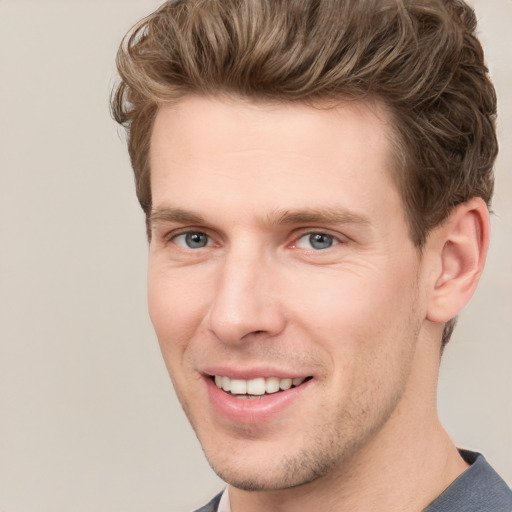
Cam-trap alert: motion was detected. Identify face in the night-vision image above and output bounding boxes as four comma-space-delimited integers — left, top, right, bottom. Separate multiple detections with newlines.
148, 96, 431, 491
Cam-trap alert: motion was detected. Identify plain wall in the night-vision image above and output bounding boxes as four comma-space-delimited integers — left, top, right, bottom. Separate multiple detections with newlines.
0, 1, 510, 511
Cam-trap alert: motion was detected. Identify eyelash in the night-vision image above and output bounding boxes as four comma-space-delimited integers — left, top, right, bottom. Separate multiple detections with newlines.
294, 232, 341, 250
169, 230, 215, 249
167, 229, 344, 251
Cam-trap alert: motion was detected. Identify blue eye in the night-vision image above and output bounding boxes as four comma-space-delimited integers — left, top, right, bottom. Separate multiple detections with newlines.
296, 233, 337, 250
174, 232, 210, 249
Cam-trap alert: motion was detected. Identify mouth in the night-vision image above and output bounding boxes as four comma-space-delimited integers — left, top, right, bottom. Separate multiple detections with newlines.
212, 375, 313, 399
205, 371, 314, 423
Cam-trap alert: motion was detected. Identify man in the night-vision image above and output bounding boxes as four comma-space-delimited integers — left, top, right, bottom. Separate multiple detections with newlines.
111, 0, 512, 510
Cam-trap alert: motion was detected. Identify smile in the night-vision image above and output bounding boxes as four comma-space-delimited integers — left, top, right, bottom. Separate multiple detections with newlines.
206, 372, 314, 423
213, 375, 310, 397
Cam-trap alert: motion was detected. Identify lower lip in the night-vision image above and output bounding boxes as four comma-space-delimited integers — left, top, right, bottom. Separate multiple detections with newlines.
205, 377, 312, 424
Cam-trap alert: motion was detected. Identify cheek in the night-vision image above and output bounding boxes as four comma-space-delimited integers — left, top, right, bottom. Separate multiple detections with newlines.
147, 268, 214, 412
147, 266, 210, 358
288, 264, 421, 426
292, 267, 411, 325
286, 260, 421, 364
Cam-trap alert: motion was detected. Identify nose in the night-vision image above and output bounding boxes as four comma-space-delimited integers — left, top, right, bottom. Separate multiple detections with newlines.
207, 248, 286, 345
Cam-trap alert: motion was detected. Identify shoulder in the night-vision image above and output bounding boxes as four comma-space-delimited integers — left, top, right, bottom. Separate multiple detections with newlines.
424, 450, 512, 512
193, 492, 223, 512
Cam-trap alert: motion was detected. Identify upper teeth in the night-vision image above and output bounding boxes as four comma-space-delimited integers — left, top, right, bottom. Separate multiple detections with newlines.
214, 376, 306, 395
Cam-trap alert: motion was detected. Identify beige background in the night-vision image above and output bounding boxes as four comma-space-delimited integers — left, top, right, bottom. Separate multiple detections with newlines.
0, 1, 510, 511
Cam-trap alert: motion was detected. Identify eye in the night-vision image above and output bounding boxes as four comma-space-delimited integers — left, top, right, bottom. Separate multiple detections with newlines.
296, 232, 338, 250
173, 231, 211, 249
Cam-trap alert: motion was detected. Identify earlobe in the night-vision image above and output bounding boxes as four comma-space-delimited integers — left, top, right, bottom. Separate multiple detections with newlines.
426, 198, 490, 324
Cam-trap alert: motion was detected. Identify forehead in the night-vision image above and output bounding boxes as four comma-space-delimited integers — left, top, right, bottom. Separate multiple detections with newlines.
150, 95, 395, 160
149, 95, 404, 226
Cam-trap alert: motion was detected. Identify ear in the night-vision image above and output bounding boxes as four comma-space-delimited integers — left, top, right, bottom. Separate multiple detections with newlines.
426, 197, 490, 324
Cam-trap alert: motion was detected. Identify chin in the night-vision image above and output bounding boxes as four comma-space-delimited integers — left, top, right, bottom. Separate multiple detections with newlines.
200, 433, 354, 492
207, 456, 334, 492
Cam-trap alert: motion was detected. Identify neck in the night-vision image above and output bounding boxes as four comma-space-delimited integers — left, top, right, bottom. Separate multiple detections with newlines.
229, 417, 467, 512
228, 332, 469, 512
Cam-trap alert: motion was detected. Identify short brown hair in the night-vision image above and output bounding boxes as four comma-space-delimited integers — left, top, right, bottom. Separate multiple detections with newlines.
111, 0, 497, 345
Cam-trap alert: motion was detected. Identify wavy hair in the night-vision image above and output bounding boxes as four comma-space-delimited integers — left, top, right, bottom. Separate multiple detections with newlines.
111, 0, 498, 345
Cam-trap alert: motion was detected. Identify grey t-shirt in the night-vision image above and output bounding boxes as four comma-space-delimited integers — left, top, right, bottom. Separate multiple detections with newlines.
195, 451, 512, 512
423, 450, 512, 511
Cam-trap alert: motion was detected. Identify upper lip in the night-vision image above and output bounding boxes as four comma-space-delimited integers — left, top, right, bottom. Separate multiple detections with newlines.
201, 365, 311, 380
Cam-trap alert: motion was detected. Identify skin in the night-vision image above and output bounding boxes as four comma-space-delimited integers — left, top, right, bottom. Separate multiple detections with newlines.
147, 95, 488, 512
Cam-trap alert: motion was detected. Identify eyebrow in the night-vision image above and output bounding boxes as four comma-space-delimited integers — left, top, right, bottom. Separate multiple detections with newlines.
150, 207, 206, 228
267, 207, 371, 227
150, 205, 371, 231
